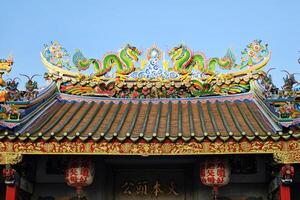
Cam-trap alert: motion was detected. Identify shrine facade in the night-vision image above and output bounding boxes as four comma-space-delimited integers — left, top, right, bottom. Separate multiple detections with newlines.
0, 40, 300, 200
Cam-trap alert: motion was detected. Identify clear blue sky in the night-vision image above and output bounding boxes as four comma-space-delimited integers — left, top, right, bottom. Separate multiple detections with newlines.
1, 0, 300, 87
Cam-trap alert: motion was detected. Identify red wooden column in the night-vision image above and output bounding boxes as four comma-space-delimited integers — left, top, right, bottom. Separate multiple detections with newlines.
2, 165, 18, 200
279, 165, 294, 200
280, 185, 290, 200
5, 185, 17, 200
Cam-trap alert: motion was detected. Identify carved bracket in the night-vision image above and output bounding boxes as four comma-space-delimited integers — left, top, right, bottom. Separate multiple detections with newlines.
0, 153, 23, 165
273, 151, 300, 164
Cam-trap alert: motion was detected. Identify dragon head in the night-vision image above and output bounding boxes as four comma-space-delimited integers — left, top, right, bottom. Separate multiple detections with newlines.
168, 44, 185, 62
125, 44, 142, 62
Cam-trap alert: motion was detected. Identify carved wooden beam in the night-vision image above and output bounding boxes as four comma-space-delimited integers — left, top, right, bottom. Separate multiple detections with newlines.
0, 139, 299, 163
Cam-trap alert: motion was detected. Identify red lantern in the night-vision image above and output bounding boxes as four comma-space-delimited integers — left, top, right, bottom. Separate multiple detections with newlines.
280, 164, 294, 185
200, 157, 231, 199
65, 157, 95, 198
2, 165, 16, 185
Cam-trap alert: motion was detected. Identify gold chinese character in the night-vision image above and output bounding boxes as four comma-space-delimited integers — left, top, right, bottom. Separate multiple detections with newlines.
152, 180, 163, 197
136, 181, 148, 195
167, 181, 179, 196
121, 181, 134, 195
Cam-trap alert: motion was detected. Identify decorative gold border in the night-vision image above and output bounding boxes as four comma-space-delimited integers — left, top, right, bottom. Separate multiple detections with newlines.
0, 139, 300, 164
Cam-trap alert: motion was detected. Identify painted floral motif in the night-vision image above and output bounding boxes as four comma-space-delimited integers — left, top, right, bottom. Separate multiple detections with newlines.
43, 41, 70, 68
240, 39, 269, 69
279, 103, 295, 118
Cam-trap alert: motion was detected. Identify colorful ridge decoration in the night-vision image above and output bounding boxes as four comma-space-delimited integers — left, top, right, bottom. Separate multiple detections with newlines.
42, 40, 271, 98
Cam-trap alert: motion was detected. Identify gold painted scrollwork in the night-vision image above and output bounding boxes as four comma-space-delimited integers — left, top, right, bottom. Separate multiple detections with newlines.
0, 153, 23, 165
273, 151, 300, 164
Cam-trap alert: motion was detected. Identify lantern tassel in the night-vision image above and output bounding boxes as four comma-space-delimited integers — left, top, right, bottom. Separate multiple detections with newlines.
76, 186, 82, 199
212, 186, 218, 200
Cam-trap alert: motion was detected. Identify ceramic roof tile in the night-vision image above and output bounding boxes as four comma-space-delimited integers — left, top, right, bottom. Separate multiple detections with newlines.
13, 98, 278, 142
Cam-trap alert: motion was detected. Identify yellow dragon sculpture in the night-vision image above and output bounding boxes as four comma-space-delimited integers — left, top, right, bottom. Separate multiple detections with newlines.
0, 56, 13, 102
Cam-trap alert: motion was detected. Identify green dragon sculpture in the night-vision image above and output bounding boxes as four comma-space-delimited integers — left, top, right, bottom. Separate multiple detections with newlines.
168, 44, 236, 76
168, 40, 269, 77
72, 44, 141, 77
168, 44, 207, 75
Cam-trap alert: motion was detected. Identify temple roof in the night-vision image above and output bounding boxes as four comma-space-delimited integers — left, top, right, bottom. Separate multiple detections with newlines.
2, 42, 300, 164
0, 40, 299, 144
0, 90, 293, 142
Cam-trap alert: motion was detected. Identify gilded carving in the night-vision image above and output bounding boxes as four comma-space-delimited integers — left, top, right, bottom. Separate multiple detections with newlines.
273, 152, 300, 164
288, 140, 300, 151
240, 141, 251, 151
0, 153, 22, 165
